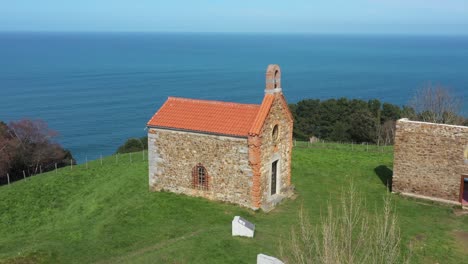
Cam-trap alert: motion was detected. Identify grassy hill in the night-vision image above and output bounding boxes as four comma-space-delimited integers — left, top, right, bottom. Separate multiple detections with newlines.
0, 146, 467, 263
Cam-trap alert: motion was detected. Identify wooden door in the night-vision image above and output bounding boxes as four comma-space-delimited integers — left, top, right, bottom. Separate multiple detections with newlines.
461, 175, 468, 204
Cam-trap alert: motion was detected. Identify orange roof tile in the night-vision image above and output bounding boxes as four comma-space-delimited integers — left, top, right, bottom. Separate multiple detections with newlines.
147, 97, 261, 137
249, 94, 274, 136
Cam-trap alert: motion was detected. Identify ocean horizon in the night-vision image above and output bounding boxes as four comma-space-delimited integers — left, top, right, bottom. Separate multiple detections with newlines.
1, 32, 467, 163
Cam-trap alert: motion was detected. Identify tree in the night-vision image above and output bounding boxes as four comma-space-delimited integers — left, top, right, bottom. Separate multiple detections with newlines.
0, 122, 14, 177
349, 110, 377, 143
410, 84, 463, 125
1, 119, 73, 184
377, 120, 397, 145
293, 99, 321, 139
289, 97, 410, 144
400, 106, 417, 120
368, 99, 381, 120
329, 122, 351, 142
381, 103, 401, 124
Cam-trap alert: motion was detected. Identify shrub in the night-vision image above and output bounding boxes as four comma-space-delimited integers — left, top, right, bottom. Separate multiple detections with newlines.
281, 185, 409, 264
115, 136, 148, 154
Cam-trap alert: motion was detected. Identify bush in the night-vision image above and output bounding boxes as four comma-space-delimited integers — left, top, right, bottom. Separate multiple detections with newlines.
115, 137, 148, 154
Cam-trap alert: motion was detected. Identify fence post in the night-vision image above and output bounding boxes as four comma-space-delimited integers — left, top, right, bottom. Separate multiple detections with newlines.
71, 159, 73, 170
100, 154, 103, 166
55, 163, 57, 174
366, 142, 369, 152
130, 152, 132, 163
23, 170, 26, 180
86, 156, 88, 169
7, 173, 10, 185
142, 149, 145, 161
40, 165, 42, 174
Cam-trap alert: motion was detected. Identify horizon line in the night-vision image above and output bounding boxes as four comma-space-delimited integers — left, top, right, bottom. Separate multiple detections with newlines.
1, 30, 467, 37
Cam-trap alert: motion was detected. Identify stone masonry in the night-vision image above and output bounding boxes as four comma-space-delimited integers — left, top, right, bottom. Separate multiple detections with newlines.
148, 129, 253, 207
258, 96, 293, 209
393, 119, 468, 204
147, 64, 294, 210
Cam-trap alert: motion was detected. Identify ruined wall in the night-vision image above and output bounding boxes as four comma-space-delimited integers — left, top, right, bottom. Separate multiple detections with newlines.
393, 119, 468, 203
148, 128, 253, 208
258, 96, 293, 208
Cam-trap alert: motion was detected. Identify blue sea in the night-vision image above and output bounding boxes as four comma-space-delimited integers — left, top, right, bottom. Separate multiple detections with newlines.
1, 32, 467, 163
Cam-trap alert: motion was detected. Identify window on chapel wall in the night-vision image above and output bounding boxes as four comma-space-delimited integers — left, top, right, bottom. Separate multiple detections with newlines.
272, 124, 279, 142
464, 145, 468, 164
192, 163, 209, 190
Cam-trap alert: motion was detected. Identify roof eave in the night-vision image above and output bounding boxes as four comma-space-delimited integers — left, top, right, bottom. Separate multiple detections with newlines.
147, 125, 249, 139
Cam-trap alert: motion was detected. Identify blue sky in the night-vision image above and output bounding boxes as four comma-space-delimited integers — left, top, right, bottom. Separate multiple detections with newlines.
1, 0, 467, 35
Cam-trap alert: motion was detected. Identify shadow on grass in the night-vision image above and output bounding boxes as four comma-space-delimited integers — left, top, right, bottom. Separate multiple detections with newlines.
374, 165, 393, 192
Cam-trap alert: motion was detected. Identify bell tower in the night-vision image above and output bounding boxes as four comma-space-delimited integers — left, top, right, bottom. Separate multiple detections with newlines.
265, 64, 282, 94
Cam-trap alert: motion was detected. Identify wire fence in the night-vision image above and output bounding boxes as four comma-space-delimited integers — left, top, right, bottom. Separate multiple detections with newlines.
293, 139, 393, 154
1, 150, 148, 186
2, 140, 393, 186
79, 150, 148, 169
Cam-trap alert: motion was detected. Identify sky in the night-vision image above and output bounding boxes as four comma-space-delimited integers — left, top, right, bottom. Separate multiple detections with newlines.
1, 0, 467, 35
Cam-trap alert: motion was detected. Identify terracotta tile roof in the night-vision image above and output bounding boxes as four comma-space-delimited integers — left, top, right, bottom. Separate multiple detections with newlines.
249, 94, 274, 136
147, 97, 261, 137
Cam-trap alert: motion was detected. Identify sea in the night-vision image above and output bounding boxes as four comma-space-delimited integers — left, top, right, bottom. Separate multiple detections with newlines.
1, 32, 467, 163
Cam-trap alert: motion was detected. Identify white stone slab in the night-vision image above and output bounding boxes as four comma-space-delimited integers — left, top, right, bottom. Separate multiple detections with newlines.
232, 216, 255, 238
257, 254, 284, 264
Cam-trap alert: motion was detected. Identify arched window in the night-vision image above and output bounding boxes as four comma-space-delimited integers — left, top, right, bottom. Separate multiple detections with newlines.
192, 163, 209, 190
272, 124, 279, 141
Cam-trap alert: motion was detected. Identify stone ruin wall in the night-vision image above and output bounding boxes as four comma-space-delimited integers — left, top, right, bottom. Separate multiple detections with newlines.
393, 119, 468, 203
259, 96, 293, 208
148, 128, 254, 208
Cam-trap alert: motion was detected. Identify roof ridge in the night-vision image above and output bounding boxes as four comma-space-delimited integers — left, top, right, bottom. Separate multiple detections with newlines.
167, 96, 260, 108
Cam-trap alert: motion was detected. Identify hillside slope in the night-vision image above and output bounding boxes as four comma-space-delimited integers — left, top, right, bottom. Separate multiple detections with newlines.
0, 148, 467, 263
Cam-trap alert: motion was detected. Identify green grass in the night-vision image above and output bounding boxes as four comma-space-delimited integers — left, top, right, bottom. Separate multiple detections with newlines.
294, 139, 393, 153
0, 147, 467, 263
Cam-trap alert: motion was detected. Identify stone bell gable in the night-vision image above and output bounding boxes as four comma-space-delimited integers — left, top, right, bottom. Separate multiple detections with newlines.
248, 65, 294, 210
147, 64, 293, 210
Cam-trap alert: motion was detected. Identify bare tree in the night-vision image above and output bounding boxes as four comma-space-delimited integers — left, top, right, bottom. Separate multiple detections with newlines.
380, 120, 396, 145
0, 137, 11, 177
0, 119, 74, 185
410, 84, 463, 125
8, 119, 66, 175
0, 122, 15, 178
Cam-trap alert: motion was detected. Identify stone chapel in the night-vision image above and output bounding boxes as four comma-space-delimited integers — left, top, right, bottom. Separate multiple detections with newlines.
147, 64, 294, 210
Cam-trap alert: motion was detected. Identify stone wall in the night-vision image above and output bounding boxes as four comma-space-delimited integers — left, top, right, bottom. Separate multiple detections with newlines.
393, 119, 468, 203
259, 96, 294, 208
148, 128, 254, 208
